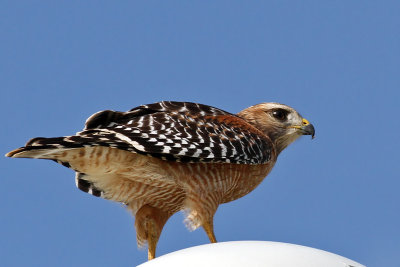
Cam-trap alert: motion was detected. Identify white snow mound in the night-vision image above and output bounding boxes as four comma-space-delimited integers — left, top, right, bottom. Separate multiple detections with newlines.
138, 241, 365, 267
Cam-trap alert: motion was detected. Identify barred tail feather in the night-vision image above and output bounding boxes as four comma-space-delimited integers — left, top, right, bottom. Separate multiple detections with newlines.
5, 137, 83, 159
6, 134, 141, 184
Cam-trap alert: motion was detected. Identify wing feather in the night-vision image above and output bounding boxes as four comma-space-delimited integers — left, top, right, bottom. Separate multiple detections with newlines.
79, 101, 273, 164
7, 101, 273, 165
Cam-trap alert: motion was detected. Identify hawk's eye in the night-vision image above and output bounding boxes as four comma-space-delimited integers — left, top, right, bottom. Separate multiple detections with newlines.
271, 109, 288, 121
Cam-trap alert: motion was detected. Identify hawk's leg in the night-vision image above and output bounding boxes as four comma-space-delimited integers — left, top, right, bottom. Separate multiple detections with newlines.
135, 205, 170, 260
184, 191, 220, 243
202, 219, 217, 243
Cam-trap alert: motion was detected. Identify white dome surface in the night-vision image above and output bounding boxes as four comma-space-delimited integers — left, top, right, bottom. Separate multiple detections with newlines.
138, 241, 365, 267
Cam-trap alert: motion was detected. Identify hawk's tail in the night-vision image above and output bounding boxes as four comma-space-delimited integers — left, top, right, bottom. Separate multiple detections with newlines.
5, 136, 88, 160
6, 136, 109, 199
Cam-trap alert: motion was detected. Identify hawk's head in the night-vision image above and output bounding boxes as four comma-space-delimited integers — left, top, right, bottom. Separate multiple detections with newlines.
237, 103, 315, 154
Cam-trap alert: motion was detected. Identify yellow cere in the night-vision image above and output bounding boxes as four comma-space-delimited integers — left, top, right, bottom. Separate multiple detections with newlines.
302, 118, 310, 125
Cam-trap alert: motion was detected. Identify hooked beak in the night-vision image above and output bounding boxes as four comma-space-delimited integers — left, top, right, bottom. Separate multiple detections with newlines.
301, 123, 315, 139
300, 118, 315, 139
291, 118, 315, 139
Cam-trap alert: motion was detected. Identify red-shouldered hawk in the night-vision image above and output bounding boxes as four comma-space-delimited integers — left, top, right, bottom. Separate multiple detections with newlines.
6, 101, 315, 261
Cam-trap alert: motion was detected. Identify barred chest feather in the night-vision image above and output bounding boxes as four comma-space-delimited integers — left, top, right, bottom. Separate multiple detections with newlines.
54, 146, 274, 209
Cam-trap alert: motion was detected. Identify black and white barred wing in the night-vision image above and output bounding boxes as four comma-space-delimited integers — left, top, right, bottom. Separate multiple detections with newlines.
6, 101, 273, 164
79, 101, 273, 164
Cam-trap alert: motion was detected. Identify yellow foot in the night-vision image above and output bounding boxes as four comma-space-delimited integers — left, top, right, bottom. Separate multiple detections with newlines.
203, 221, 217, 243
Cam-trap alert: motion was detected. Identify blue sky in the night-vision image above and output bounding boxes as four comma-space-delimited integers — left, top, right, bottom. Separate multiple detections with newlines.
1, 1, 399, 266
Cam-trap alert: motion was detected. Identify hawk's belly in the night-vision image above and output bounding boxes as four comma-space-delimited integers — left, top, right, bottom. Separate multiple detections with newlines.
51, 146, 274, 212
